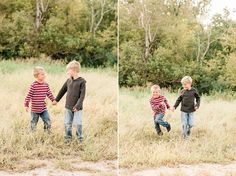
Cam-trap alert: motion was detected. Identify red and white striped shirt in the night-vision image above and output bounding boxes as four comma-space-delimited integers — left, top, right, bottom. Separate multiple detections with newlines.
24, 81, 55, 113
150, 95, 170, 116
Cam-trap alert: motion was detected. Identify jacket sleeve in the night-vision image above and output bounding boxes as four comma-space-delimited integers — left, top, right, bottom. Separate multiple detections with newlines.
194, 89, 201, 108
74, 80, 86, 110
174, 94, 182, 109
24, 84, 34, 107
55, 80, 68, 102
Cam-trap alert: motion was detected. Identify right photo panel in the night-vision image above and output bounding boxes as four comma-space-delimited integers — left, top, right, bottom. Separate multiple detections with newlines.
119, 0, 236, 175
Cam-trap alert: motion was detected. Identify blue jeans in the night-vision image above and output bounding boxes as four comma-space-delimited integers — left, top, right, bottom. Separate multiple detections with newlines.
64, 108, 83, 141
31, 110, 51, 131
181, 112, 194, 138
154, 113, 170, 128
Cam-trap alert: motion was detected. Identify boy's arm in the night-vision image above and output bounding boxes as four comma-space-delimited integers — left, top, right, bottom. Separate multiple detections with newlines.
195, 90, 200, 109
74, 81, 86, 110
55, 80, 68, 102
173, 95, 182, 109
24, 84, 34, 108
164, 98, 170, 109
46, 85, 55, 102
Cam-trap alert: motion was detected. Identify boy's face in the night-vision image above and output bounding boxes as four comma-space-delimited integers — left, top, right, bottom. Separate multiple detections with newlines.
152, 89, 160, 97
182, 82, 192, 90
37, 70, 45, 81
67, 68, 78, 78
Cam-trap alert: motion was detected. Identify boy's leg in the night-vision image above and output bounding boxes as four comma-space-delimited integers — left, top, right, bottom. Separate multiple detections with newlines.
40, 110, 51, 132
64, 108, 73, 140
156, 114, 168, 127
31, 112, 39, 131
181, 112, 188, 138
154, 117, 163, 135
74, 110, 83, 142
187, 112, 194, 136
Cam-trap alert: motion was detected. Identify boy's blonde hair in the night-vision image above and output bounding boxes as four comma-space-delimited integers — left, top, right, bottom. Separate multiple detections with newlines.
181, 76, 192, 84
66, 60, 81, 73
33, 66, 45, 78
151, 84, 161, 92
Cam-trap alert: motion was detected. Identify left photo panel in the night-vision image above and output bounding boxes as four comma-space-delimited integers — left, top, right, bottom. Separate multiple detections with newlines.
0, 0, 117, 176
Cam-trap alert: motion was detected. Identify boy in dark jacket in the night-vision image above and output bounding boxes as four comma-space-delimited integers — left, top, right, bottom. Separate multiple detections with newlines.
172, 76, 200, 139
53, 60, 86, 142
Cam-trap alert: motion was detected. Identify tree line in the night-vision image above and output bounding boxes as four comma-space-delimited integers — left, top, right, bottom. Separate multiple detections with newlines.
0, 0, 117, 67
119, 0, 236, 94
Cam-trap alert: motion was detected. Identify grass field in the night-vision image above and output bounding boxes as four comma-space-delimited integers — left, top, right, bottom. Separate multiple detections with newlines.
119, 87, 236, 170
0, 59, 117, 174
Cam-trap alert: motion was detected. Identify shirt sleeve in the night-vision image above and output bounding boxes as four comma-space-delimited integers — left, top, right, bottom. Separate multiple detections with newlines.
164, 98, 170, 109
24, 84, 34, 107
46, 84, 55, 102
74, 81, 86, 110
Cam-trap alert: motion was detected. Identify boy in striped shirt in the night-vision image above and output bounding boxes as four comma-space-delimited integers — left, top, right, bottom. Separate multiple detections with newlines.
24, 66, 55, 132
150, 85, 171, 135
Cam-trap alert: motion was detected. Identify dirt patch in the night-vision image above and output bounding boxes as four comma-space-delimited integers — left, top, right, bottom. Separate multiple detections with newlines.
0, 160, 117, 176
120, 162, 236, 176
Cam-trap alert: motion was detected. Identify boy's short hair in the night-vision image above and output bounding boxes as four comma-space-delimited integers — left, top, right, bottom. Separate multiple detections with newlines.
66, 60, 81, 73
181, 76, 192, 84
33, 66, 45, 78
151, 84, 161, 91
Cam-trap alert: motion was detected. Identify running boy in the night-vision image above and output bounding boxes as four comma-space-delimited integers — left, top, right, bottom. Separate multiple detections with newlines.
173, 76, 200, 139
53, 60, 86, 142
24, 66, 55, 132
150, 85, 171, 135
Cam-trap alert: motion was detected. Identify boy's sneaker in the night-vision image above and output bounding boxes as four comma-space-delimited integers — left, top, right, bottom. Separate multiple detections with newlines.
64, 137, 72, 145
166, 124, 171, 132
157, 131, 163, 136
187, 129, 191, 136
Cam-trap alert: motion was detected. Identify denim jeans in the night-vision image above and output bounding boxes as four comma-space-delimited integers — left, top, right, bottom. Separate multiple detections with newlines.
153, 119, 161, 133
181, 111, 194, 138
64, 108, 83, 141
31, 110, 51, 131
154, 113, 170, 128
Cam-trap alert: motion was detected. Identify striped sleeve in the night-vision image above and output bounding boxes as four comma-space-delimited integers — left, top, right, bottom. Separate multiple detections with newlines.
46, 84, 55, 102
24, 83, 34, 107
164, 97, 170, 109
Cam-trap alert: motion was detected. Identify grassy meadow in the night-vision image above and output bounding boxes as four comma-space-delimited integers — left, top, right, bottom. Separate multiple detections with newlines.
119, 88, 236, 170
0, 59, 117, 173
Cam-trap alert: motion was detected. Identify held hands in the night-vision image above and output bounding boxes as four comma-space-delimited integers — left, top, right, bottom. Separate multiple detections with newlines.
170, 106, 175, 112
52, 100, 58, 105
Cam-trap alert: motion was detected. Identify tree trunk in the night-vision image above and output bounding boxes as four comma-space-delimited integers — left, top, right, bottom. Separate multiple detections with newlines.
35, 0, 40, 31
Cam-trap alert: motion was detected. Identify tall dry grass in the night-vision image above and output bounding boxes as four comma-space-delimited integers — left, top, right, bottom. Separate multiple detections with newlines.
119, 88, 236, 169
0, 60, 117, 171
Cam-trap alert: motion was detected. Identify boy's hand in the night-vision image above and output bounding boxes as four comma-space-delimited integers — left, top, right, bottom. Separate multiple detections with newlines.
52, 100, 57, 105
195, 106, 198, 110
73, 107, 78, 112
25, 107, 29, 112
171, 107, 175, 112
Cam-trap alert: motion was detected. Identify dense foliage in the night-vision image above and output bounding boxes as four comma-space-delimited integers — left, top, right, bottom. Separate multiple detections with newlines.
0, 0, 117, 67
119, 0, 236, 94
